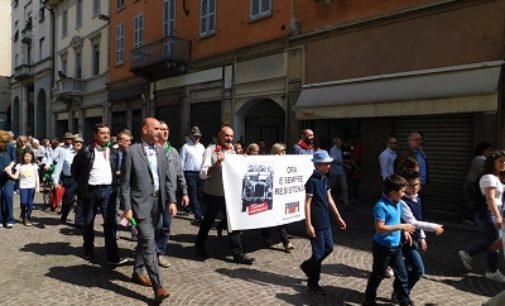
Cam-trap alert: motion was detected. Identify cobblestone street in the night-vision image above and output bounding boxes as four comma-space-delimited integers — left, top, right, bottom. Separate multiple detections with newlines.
0, 193, 503, 306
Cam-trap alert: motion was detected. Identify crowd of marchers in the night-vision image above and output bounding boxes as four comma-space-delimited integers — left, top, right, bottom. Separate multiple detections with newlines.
0, 123, 503, 305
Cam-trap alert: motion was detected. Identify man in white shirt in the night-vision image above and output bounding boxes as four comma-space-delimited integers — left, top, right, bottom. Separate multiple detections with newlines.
379, 137, 398, 180
180, 126, 205, 222
72, 124, 126, 266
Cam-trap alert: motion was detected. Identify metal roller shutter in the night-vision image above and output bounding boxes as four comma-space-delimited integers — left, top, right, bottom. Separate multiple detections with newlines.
157, 105, 182, 148
393, 114, 473, 213
191, 101, 222, 147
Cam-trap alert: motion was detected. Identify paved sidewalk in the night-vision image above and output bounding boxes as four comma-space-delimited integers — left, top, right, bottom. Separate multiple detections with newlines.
0, 193, 502, 305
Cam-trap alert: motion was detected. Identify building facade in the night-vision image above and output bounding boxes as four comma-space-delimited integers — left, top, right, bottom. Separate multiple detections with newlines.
0, 76, 10, 129
0, 0, 12, 76
292, 0, 505, 217
45, 0, 109, 142
9, 0, 505, 218
11, 0, 52, 138
109, 0, 294, 148
0, 0, 11, 128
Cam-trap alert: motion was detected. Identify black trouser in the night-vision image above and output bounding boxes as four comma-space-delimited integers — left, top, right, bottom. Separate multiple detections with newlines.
81, 185, 120, 262
195, 193, 244, 257
261, 225, 289, 245
60, 176, 77, 223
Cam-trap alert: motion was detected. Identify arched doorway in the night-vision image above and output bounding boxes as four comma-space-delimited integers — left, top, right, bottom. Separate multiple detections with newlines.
37, 89, 47, 138
27, 87, 34, 136
12, 97, 20, 135
243, 99, 285, 150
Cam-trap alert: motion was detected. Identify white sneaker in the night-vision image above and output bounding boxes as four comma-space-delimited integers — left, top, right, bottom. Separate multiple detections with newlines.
386, 266, 394, 278
485, 270, 505, 283
458, 250, 472, 271
158, 256, 171, 268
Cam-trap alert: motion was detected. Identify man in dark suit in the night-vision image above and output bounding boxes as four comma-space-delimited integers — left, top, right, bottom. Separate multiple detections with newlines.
121, 117, 176, 303
72, 124, 126, 265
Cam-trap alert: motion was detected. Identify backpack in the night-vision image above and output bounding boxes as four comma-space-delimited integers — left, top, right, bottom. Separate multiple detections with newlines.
465, 178, 487, 213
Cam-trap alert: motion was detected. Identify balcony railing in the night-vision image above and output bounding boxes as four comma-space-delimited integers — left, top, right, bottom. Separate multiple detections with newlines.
21, 28, 32, 44
130, 36, 191, 79
43, 0, 65, 8
54, 78, 86, 97
14, 64, 34, 81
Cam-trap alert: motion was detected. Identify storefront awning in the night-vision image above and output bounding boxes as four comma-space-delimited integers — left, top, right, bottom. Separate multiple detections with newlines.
294, 61, 503, 119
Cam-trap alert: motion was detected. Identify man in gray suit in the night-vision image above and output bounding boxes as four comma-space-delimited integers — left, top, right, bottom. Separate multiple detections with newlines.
121, 117, 177, 303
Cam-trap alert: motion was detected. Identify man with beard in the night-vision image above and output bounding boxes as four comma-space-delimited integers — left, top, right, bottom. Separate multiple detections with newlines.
195, 126, 254, 264
72, 124, 126, 265
293, 129, 317, 154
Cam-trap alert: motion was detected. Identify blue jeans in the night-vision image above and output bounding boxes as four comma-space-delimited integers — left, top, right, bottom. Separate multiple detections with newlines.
19, 188, 35, 219
155, 205, 173, 256
81, 185, 120, 262
302, 228, 334, 286
467, 207, 499, 272
365, 242, 412, 306
184, 171, 203, 218
403, 239, 424, 292
0, 180, 15, 225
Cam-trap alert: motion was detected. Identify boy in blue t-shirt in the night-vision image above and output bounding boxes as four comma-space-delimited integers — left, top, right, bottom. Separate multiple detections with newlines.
363, 175, 416, 306
300, 150, 347, 295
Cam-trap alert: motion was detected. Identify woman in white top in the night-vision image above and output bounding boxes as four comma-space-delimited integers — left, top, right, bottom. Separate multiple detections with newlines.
459, 150, 505, 283
7, 150, 40, 225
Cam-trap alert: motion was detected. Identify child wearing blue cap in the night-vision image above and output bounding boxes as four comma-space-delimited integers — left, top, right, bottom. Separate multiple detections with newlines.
300, 150, 347, 295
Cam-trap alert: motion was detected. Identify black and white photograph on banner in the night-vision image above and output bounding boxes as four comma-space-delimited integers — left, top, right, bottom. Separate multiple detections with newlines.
241, 162, 274, 214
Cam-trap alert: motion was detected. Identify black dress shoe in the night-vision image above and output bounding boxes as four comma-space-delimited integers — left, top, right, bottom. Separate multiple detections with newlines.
83, 252, 93, 261
307, 284, 326, 295
233, 254, 255, 265
195, 245, 208, 258
300, 261, 310, 278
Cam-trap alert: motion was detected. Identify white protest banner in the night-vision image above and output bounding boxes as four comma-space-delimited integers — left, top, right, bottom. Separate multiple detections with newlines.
222, 154, 314, 231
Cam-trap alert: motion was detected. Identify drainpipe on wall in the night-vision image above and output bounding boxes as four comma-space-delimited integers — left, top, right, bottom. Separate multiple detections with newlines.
42, 2, 55, 138
497, 65, 505, 148
290, 0, 301, 35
